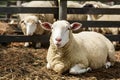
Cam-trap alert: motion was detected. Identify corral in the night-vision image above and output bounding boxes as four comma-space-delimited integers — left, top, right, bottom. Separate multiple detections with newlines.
0, 0, 120, 80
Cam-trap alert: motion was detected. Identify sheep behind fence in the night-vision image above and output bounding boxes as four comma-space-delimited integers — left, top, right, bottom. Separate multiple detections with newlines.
0, 0, 120, 47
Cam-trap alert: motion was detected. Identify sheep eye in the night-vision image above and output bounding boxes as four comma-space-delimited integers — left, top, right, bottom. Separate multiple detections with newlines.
21, 20, 24, 23
21, 21, 27, 25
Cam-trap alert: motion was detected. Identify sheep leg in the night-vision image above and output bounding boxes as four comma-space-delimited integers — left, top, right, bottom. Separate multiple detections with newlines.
47, 62, 65, 73
69, 64, 91, 74
105, 61, 111, 69
53, 63, 65, 73
46, 63, 51, 69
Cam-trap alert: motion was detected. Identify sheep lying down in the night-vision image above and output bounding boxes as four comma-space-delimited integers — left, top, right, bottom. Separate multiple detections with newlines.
41, 20, 116, 74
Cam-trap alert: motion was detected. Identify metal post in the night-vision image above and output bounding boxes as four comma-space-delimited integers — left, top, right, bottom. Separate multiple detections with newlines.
59, 0, 67, 20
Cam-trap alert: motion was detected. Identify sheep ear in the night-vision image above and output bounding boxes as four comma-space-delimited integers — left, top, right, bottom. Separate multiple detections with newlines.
41, 22, 52, 31
70, 22, 82, 31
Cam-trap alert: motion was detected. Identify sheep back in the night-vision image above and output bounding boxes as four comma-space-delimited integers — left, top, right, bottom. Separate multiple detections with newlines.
47, 31, 115, 73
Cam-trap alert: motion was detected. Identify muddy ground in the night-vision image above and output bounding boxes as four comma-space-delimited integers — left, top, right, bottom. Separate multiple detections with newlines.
0, 43, 120, 80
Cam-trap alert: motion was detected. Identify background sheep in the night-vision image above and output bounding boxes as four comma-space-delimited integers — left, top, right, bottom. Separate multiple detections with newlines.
67, 1, 87, 21
19, 1, 54, 48
82, 1, 120, 34
82, 1, 111, 32
82, 1, 120, 46
41, 20, 116, 74
67, 1, 88, 33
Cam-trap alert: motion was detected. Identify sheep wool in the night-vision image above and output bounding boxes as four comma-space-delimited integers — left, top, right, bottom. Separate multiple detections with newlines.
42, 20, 116, 74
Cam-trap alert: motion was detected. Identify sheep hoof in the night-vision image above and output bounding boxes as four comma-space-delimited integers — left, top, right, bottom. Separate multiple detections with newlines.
47, 63, 51, 69
105, 62, 111, 69
86, 67, 92, 71
24, 42, 29, 47
69, 65, 91, 74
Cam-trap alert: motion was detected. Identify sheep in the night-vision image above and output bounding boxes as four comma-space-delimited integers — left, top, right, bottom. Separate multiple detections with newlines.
67, 1, 87, 21
82, 1, 120, 46
41, 20, 116, 74
82, 1, 111, 32
19, 1, 54, 48
20, 1, 54, 23
67, 1, 88, 33
82, 1, 111, 21
19, 15, 49, 47
82, 1, 120, 34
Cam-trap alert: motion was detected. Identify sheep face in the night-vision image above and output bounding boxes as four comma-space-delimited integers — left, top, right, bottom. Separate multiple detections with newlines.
82, 1, 105, 8
41, 20, 82, 48
20, 16, 40, 35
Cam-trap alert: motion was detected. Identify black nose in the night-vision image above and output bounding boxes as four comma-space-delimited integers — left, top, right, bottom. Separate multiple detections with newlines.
83, 4, 94, 8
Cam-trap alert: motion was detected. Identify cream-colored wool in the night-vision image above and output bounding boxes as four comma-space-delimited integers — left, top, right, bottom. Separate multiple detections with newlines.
82, 1, 120, 35
20, 15, 45, 35
45, 20, 116, 74
67, 1, 88, 33
67, 1, 87, 21
19, 1, 54, 47
20, 1, 54, 23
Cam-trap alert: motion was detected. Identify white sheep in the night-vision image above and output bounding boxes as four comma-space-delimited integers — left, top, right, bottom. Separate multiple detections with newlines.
67, 1, 87, 21
67, 1, 88, 33
19, 1, 54, 48
41, 20, 116, 74
19, 15, 49, 47
82, 1, 120, 34
82, 1, 120, 46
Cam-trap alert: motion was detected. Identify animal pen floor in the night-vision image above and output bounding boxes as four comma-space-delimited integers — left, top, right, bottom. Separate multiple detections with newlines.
0, 43, 120, 80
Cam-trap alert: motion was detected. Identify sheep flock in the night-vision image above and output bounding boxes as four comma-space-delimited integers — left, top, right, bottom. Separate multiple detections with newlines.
0, 1, 120, 75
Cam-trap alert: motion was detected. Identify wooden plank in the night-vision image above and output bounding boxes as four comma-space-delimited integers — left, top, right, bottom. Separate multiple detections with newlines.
0, 7, 58, 14
0, 34, 119, 42
105, 35, 120, 41
67, 8, 120, 14
0, 35, 50, 43
0, 7, 120, 14
69, 21, 120, 27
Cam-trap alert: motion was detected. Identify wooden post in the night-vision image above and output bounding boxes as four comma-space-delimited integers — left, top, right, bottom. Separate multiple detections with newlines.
16, 1, 22, 7
59, 0, 67, 20
6, 1, 11, 22
54, 0, 59, 20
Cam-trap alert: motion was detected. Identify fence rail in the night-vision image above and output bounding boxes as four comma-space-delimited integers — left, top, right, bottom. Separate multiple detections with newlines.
0, 7, 120, 27
0, 34, 120, 42
0, 0, 120, 43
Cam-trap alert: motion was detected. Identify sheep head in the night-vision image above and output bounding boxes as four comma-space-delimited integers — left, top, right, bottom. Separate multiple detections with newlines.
41, 20, 82, 48
20, 15, 41, 35
82, 1, 105, 8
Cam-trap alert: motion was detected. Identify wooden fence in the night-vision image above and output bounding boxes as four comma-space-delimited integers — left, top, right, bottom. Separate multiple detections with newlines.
0, 0, 120, 43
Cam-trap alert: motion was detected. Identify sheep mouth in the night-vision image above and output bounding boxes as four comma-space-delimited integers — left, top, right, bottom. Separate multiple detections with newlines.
56, 43, 61, 47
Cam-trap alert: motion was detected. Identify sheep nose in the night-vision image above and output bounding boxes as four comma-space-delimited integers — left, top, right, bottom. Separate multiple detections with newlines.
55, 38, 62, 42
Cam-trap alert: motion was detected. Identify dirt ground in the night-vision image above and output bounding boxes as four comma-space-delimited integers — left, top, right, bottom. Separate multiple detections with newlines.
0, 43, 120, 80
